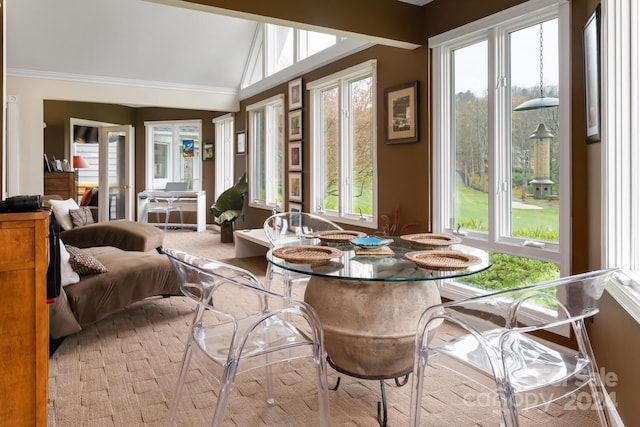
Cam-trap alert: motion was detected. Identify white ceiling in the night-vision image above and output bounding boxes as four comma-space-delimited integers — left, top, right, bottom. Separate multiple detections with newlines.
6, 0, 432, 99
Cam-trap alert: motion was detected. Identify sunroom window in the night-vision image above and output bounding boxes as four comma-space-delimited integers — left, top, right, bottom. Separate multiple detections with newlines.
247, 95, 285, 210
308, 60, 377, 228
144, 121, 202, 191
212, 114, 235, 200
241, 24, 340, 89
430, 0, 570, 299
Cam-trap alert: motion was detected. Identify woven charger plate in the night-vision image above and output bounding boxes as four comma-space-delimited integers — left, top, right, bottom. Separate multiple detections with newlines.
400, 233, 462, 249
405, 250, 482, 271
273, 246, 343, 265
312, 230, 366, 243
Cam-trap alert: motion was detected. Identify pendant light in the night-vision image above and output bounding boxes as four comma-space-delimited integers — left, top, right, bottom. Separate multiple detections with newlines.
514, 23, 559, 111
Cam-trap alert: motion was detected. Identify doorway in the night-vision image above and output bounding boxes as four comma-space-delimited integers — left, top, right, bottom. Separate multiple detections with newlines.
71, 119, 134, 222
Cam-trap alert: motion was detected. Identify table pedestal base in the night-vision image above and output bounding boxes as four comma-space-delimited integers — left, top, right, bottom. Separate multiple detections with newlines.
304, 277, 441, 378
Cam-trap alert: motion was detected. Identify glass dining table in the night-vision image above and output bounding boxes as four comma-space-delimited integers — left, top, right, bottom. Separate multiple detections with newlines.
266, 235, 492, 426
267, 236, 492, 375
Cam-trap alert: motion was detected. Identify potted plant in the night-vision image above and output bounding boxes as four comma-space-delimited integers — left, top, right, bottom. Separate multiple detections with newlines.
210, 173, 248, 243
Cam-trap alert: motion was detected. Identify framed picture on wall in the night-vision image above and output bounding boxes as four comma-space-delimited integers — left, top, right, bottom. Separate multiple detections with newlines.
583, 4, 601, 143
288, 110, 302, 140
385, 81, 419, 144
236, 131, 246, 154
288, 78, 303, 110
203, 141, 214, 161
288, 172, 302, 202
288, 142, 302, 171
289, 202, 302, 227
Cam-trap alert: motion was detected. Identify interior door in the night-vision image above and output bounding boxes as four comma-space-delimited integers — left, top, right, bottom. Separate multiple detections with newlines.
99, 125, 134, 222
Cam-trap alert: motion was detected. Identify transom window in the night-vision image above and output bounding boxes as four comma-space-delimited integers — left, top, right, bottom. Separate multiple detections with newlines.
308, 60, 377, 228
247, 95, 285, 210
430, 0, 570, 298
144, 121, 202, 191
243, 24, 337, 88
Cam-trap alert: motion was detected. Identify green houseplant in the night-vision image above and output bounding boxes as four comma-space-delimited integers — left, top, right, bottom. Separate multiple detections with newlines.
210, 173, 248, 242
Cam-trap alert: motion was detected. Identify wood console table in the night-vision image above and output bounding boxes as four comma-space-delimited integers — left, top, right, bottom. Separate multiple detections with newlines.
0, 211, 50, 426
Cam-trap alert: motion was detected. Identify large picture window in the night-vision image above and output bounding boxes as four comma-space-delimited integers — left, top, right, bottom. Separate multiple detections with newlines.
247, 95, 285, 210
144, 121, 202, 191
430, 0, 570, 299
308, 60, 377, 228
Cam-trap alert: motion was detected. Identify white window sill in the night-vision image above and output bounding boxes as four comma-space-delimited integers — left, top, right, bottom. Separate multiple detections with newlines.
606, 269, 640, 325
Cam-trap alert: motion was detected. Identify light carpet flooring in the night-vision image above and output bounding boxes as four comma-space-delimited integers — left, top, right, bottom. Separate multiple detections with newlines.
48, 229, 601, 426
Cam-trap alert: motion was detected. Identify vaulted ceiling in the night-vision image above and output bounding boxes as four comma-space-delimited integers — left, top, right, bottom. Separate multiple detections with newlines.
7, 0, 432, 99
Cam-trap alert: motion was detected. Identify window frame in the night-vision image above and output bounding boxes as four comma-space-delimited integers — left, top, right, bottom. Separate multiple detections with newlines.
307, 60, 378, 229
212, 114, 235, 200
246, 94, 285, 211
602, 0, 640, 321
144, 120, 202, 191
430, 0, 571, 299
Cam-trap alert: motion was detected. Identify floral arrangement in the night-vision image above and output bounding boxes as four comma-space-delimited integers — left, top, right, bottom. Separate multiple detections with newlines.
380, 203, 419, 236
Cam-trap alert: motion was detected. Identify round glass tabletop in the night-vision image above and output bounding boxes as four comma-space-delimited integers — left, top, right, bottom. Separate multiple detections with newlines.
266, 236, 492, 282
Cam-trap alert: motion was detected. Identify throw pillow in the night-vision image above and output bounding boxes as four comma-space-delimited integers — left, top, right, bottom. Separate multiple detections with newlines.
48, 198, 80, 231
59, 241, 80, 286
65, 245, 108, 275
69, 207, 95, 228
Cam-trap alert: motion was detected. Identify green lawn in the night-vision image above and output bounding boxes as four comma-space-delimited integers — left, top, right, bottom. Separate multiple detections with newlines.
456, 175, 559, 240
455, 175, 560, 290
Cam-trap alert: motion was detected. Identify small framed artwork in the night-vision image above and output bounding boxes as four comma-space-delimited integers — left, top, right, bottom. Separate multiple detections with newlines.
182, 139, 194, 157
288, 141, 302, 171
288, 172, 302, 202
289, 203, 302, 227
236, 131, 246, 154
385, 81, 419, 144
288, 78, 303, 110
583, 4, 601, 143
288, 110, 302, 141
203, 141, 214, 161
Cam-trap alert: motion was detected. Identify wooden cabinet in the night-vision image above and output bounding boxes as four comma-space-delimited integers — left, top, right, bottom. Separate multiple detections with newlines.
0, 211, 50, 426
44, 172, 75, 201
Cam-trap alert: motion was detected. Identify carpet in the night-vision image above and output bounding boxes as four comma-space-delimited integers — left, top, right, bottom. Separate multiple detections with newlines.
48, 229, 600, 426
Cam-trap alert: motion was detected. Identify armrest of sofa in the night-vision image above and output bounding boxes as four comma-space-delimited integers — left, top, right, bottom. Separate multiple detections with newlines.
60, 221, 164, 252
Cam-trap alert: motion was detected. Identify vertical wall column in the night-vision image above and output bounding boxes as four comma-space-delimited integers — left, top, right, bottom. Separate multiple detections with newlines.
6, 95, 20, 196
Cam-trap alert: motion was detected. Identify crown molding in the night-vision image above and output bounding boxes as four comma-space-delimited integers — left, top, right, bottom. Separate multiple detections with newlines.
7, 68, 239, 96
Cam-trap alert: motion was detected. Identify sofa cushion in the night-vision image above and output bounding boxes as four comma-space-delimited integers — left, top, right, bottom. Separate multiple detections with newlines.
60, 221, 164, 252
62, 246, 181, 328
69, 207, 95, 228
48, 198, 80, 231
66, 245, 109, 275
59, 242, 80, 286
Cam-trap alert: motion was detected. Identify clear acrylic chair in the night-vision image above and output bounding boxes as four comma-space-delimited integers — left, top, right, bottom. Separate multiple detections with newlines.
263, 212, 343, 298
147, 183, 186, 230
410, 269, 618, 427
164, 248, 330, 426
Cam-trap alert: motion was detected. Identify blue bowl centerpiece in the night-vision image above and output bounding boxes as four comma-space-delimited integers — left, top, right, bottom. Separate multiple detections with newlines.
351, 236, 393, 250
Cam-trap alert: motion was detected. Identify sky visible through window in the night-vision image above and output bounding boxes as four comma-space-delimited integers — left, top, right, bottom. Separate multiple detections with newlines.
455, 20, 558, 95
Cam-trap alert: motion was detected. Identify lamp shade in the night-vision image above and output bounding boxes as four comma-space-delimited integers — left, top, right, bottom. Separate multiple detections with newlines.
73, 155, 90, 169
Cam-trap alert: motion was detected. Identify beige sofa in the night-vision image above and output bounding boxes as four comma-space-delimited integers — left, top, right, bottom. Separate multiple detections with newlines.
49, 220, 182, 339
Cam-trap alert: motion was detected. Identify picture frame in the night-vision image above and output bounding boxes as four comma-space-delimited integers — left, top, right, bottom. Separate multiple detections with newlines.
385, 81, 419, 144
288, 172, 302, 202
288, 141, 302, 171
583, 4, 601, 143
288, 78, 303, 110
203, 141, 214, 161
236, 131, 246, 154
289, 203, 302, 228
288, 110, 302, 140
